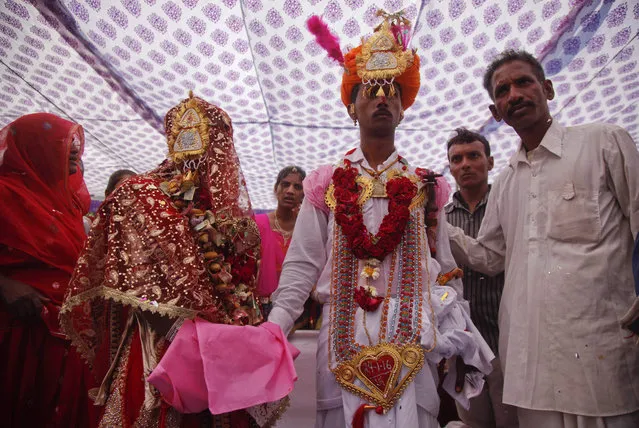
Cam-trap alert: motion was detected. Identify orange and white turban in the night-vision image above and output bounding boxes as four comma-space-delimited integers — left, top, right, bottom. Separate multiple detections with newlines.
308, 9, 421, 110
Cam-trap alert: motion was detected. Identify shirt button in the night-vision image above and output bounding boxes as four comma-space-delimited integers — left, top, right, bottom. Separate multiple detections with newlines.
530, 193, 537, 198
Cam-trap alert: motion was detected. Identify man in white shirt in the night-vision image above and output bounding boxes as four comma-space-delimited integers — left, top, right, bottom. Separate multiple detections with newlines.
447, 49, 639, 427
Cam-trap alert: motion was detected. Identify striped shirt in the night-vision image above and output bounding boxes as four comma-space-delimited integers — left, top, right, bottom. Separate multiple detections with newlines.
445, 187, 503, 355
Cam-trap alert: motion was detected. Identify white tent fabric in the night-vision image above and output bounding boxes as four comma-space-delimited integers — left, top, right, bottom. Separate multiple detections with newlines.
1, 0, 637, 209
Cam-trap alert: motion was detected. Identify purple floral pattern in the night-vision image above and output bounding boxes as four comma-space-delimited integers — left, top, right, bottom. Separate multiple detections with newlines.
483, 4, 501, 26
324, 1, 344, 23
562, 37, 580, 56
449, 0, 466, 20
440, 27, 456, 44
343, 18, 360, 38
284, 0, 302, 18
108, 7, 128, 28
233, 39, 248, 53
427, 10, 444, 28
187, 17, 206, 35
202, 4, 221, 22
161, 1, 181, 21
507, 0, 524, 15
518, 11, 535, 31
606, 3, 627, 28
0, 0, 635, 209
461, 16, 478, 36
147, 13, 167, 33
611, 27, 631, 48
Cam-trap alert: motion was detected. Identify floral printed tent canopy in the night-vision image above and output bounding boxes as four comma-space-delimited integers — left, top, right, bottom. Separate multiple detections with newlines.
1, 0, 637, 208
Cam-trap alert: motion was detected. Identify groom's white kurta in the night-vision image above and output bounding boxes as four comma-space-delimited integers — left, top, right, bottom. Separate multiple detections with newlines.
269, 149, 494, 428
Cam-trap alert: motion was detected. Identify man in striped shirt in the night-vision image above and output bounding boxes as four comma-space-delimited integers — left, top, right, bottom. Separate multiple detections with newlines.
445, 128, 518, 428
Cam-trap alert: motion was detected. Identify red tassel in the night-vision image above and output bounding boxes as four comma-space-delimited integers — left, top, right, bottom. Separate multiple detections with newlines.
306, 15, 345, 65
352, 403, 368, 428
159, 401, 169, 427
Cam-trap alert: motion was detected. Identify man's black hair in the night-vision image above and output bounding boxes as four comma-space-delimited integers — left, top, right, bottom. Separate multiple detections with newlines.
446, 128, 491, 157
483, 49, 546, 98
105, 169, 136, 197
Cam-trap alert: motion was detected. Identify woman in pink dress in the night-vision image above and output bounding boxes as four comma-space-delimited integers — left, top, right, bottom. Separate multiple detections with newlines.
255, 166, 305, 317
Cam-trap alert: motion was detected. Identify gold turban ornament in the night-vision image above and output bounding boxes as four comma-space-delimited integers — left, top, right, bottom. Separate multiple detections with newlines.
307, 9, 421, 110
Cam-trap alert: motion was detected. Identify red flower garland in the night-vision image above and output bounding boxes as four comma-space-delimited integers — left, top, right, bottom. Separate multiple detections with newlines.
332, 163, 417, 261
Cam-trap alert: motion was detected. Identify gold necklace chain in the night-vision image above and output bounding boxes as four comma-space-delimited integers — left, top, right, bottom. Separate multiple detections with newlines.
360, 156, 400, 179
273, 212, 292, 240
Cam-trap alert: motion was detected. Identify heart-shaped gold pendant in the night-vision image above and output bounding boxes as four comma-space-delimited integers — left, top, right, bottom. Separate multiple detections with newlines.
332, 343, 424, 413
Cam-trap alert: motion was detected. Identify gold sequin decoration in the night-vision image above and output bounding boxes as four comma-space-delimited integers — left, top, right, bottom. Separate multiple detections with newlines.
325, 169, 427, 211
166, 95, 210, 162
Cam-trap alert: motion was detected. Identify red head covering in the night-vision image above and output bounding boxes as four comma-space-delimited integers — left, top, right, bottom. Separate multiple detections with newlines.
163, 93, 254, 217
61, 95, 261, 375
0, 113, 90, 275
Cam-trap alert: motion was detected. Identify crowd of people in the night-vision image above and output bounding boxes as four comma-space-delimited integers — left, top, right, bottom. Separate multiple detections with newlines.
1, 8, 638, 428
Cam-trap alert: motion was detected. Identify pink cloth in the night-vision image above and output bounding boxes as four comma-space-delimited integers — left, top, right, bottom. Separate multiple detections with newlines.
148, 320, 300, 415
302, 164, 333, 215
434, 175, 452, 213
255, 213, 288, 297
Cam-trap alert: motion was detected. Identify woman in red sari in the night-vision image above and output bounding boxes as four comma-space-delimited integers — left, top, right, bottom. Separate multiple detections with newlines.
0, 113, 97, 427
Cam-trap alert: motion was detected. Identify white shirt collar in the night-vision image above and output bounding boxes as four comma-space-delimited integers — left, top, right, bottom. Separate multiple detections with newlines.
344, 147, 402, 171
509, 119, 564, 167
